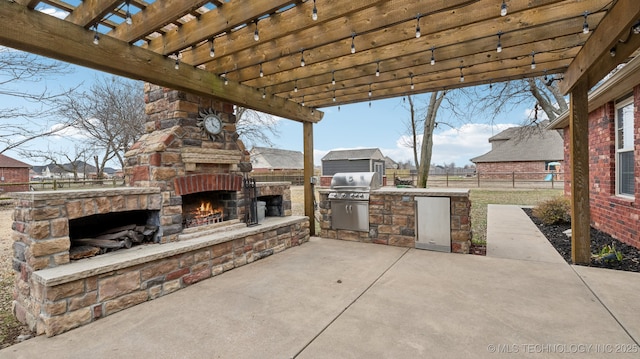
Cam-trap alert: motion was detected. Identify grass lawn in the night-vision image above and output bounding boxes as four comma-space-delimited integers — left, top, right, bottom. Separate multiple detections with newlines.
470, 188, 564, 244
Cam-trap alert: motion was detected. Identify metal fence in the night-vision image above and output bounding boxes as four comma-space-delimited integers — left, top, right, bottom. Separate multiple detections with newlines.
0, 178, 126, 193
393, 171, 565, 189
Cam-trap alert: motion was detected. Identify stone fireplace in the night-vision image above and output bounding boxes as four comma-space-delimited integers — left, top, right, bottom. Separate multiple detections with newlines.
10, 85, 308, 337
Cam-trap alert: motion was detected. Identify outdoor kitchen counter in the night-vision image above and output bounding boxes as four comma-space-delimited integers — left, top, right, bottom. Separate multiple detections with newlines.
370, 187, 470, 196
318, 186, 472, 254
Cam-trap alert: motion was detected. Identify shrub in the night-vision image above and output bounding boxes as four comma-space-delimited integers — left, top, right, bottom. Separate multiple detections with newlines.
532, 196, 571, 225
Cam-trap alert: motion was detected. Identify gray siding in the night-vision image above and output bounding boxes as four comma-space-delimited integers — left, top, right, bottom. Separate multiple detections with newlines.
322, 159, 371, 176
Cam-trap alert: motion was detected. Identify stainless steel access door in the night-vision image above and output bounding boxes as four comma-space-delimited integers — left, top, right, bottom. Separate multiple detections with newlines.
330, 200, 369, 232
415, 197, 451, 252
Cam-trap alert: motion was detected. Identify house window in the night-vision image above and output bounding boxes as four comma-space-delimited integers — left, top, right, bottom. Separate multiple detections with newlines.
615, 97, 635, 197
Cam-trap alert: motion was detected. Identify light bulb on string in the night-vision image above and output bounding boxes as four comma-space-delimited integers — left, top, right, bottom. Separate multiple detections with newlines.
92, 24, 100, 45
583, 12, 590, 34
500, 0, 507, 16
410, 74, 415, 90
459, 67, 464, 82
174, 54, 180, 70
300, 50, 305, 67
125, 0, 132, 25
223, 72, 228, 85
415, 14, 421, 38
497, 31, 503, 53
209, 39, 215, 58
351, 33, 356, 54
375, 62, 380, 77
368, 84, 372, 97
530, 51, 536, 70
312, 0, 318, 21
333, 90, 336, 102
294, 79, 298, 93
430, 47, 435, 65
262, 88, 266, 99
331, 71, 336, 85
259, 63, 264, 77
302, 96, 305, 107
253, 21, 259, 41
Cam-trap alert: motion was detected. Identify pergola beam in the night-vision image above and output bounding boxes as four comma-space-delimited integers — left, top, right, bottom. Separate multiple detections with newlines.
0, 2, 322, 123
560, 0, 640, 94
65, 0, 120, 28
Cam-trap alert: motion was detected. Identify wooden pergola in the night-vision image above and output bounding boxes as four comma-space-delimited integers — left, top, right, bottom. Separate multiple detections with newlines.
1, 0, 640, 263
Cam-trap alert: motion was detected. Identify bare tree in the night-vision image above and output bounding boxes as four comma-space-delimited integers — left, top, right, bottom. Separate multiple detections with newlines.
402, 76, 567, 188
235, 106, 281, 147
58, 76, 146, 178
26, 145, 92, 181
0, 48, 78, 153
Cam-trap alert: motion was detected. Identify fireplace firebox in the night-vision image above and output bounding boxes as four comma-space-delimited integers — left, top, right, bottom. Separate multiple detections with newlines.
182, 191, 238, 228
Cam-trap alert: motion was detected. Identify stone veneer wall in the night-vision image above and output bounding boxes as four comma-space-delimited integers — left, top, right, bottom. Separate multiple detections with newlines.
123, 84, 251, 243
10, 188, 161, 334
318, 189, 471, 254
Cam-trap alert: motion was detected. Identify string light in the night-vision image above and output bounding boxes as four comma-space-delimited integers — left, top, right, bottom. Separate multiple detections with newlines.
368, 83, 372, 97
92, 24, 100, 45
125, 0, 132, 25
333, 90, 336, 102
489, 80, 493, 90
496, 31, 503, 53
610, 47, 616, 57
312, 0, 318, 21
634, 21, 640, 34
375, 61, 380, 77
302, 96, 305, 107
430, 47, 435, 65
531, 51, 536, 70
415, 14, 421, 38
262, 88, 266, 99
351, 33, 356, 54
500, 0, 507, 17
209, 39, 215, 58
369, 101, 371, 108
294, 79, 298, 92
253, 20, 259, 41
338, 105, 341, 112
582, 11, 589, 34
410, 74, 415, 90
459, 67, 464, 82
300, 50, 305, 67
223, 72, 228, 85
259, 63, 264, 77
331, 71, 336, 85
174, 53, 180, 70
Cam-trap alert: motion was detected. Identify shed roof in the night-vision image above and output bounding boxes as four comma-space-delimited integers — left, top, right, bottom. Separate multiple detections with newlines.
471, 126, 564, 163
322, 148, 385, 161
0, 154, 31, 168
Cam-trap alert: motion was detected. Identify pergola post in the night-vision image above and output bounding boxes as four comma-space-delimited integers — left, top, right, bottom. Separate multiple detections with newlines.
569, 79, 591, 264
303, 121, 316, 236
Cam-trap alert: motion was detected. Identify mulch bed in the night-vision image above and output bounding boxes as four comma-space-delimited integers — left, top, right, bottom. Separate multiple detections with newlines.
522, 208, 640, 272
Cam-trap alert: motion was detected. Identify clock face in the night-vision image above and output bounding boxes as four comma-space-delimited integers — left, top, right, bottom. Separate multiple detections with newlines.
203, 114, 222, 135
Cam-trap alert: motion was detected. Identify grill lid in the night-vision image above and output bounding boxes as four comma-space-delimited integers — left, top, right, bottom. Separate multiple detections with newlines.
330, 172, 381, 191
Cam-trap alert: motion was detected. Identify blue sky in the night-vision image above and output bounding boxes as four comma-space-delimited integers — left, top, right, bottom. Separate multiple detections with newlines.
1, 58, 537, 169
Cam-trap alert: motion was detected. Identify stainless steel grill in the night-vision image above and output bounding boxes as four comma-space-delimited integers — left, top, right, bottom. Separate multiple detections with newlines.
328, 172, 381, 232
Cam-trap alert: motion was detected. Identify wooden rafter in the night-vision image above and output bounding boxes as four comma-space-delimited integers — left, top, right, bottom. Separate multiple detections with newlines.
65, 0, 120, 28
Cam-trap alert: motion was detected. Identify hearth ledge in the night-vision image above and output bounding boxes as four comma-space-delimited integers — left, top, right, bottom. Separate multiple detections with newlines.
33, 216, 308, 287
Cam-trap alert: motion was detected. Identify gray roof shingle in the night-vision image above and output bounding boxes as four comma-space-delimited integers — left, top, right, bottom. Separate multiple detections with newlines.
471, 125, 564, 163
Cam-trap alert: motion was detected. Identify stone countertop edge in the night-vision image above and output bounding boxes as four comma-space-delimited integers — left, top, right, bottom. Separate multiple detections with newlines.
317, 187, 469, 196
9, 187, 161, 200
32, 216, 309, 287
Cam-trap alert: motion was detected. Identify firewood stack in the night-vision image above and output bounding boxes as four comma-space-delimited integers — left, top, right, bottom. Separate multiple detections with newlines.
69, 224, 158, 260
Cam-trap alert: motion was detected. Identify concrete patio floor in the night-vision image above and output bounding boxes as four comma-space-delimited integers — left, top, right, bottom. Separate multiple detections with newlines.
2, 205, 639, 358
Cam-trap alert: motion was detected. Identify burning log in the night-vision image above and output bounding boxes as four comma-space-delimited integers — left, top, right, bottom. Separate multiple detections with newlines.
70, 225, 158, 259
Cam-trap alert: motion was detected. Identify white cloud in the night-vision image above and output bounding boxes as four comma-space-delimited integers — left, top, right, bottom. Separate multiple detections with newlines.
49, 123, 88, 140
378, 123, 516, 167
37, 6, 69, 19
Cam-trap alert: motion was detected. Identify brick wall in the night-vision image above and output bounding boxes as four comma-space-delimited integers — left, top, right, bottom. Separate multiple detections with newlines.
561, 85, 640, 249
0, 167, 29, 192
475, 161, 562, 180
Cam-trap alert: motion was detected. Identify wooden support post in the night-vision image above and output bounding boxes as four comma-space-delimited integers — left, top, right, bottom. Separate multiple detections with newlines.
569, 79, 591, 264
303, 122, 316, 236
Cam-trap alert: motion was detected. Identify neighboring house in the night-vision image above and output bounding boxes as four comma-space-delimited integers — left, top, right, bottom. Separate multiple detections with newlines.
250, 147, 304, 172
31, 161, 118, 179
320, 148, 386, 186
0, 154, 31, 192
548, 54, 640, 250
470, 123, 564, 180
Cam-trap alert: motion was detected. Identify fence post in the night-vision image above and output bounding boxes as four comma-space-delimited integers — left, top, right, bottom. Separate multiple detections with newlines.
477, 171, 480, 187
53, 179, 58, 190
446, 171, 449, 187
512, 171, 515, 188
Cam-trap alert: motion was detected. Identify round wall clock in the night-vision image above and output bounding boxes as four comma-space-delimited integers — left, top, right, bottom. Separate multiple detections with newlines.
203, 114, 223, 135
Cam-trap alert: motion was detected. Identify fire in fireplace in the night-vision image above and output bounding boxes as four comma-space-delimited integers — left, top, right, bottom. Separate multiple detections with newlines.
182, 190, 238, 228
